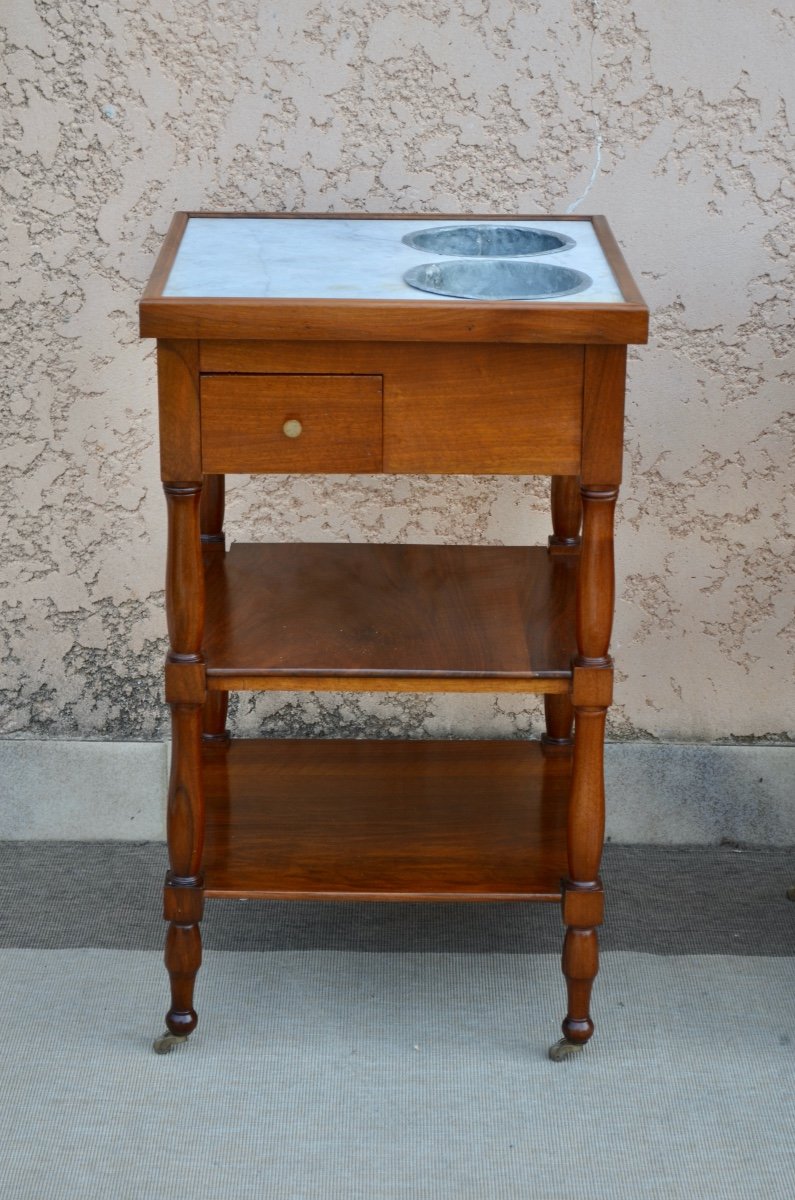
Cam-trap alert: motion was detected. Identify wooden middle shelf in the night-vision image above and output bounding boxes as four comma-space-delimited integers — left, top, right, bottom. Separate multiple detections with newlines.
202, 738, 571, 901
203, 542, 578, 693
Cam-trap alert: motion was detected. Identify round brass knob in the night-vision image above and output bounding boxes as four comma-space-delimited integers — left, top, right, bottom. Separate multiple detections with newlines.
282, 418, 303, 439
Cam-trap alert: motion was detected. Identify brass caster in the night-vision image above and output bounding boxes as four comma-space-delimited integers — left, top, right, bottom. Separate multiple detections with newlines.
548, 1037, 585, 1062
786, 886, 795, 902
153, 1031, 190, 1055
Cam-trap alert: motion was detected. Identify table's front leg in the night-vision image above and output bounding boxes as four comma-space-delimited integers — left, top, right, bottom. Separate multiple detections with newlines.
550, 484, 616, 1061
151, 339, 207, 1053
154, 480, 206, 1053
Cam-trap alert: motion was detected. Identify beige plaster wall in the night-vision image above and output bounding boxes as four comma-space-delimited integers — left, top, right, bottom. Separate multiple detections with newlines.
1, 0, 793, 744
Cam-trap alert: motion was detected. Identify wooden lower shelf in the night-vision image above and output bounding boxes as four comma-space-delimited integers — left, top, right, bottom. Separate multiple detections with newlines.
202, 542, 577, 693
202, 738, 570, 902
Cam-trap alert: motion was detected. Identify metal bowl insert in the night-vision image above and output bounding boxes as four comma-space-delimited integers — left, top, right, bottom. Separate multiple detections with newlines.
403, 259, 592, 301
402, 224, 574, 257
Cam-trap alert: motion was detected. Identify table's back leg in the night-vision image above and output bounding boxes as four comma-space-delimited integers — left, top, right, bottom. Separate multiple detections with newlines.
544, 476, 581, 749
543, 693, 574, 747
548, 475, 582, 552
200, 474, 229, 744
203, 691, 229, 743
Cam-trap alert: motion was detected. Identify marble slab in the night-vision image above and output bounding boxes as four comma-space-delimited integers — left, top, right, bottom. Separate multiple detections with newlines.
162, 218, 625, 304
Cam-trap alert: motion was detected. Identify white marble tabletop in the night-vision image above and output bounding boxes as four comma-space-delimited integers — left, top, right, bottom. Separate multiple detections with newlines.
162, 217, 625, 304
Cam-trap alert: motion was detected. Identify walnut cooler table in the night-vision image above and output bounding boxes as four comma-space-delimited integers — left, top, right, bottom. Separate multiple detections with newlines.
139, 213, 648, 1059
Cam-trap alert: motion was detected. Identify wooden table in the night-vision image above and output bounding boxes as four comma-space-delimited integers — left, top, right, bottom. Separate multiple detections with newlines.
139, 213, 648, 1058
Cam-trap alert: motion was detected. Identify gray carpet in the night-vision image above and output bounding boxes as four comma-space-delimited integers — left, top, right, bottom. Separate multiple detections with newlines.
1, 948, 794, 1199
1, 844, 794, 1199
1, 841, 793, 954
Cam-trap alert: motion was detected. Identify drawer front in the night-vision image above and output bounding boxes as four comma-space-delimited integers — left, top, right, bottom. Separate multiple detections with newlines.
383, 344, 583, 475
201, 374, 383, 473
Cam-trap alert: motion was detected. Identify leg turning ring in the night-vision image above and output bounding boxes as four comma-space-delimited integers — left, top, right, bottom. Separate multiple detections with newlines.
153, 1031, 190, 1055
548, 1037, 585, 1062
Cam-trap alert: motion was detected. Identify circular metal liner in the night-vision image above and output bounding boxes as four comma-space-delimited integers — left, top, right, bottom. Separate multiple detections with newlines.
403, 259, 592, 301
402, 224, 575, 257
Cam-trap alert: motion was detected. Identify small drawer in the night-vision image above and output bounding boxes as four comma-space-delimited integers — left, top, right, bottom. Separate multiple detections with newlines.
201, 374, 383, 473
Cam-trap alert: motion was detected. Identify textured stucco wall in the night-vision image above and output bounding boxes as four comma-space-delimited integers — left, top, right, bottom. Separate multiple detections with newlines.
2, 0, 793, 745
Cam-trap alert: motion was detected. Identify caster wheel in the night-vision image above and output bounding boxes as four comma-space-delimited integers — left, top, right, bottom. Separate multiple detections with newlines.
786, 886, 795, 902
548, 1037, 585, 1062
153, 1031, 190, 1055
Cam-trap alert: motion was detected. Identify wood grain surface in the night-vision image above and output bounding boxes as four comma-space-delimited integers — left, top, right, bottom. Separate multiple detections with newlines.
382, 343, 582, 474
201, 373, 383, 474
139, 213, 649, 345
202, 738, 571, 901
144, 212, 641, 1049
199, 341, 583, 475
202, 542, 578, 688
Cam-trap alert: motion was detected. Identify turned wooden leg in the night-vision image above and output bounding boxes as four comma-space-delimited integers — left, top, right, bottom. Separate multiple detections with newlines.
161, 701, 205, 1045
551, 485, 616, 1061
203, 691, 229, 743
199, 474, 229, 745
560, 927, 598, 1042
200, 473, 225, 547
552, 705, 607, 1061
156, 481, 206, 1054
543, 693, 574, 749
548, 475, 581, 553
544, 475, 580, 753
